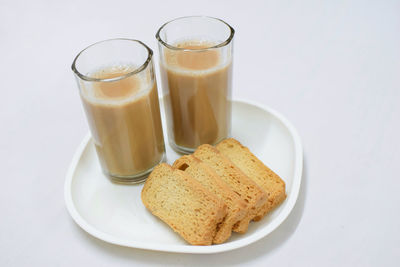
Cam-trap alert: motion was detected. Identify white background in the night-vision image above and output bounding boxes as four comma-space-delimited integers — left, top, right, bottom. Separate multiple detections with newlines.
1, 0, 399, 266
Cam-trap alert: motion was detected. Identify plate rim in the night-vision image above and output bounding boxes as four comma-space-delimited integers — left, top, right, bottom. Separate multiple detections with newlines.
64, 98, 303, 254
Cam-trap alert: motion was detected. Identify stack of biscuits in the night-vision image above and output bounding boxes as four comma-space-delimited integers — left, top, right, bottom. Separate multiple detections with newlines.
141, 138, 286, 245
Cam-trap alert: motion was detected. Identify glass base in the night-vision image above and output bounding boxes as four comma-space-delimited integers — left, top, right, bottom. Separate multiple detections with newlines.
168, 138, 227, 155
169, 140, 196, 154
104, 153, 166, 185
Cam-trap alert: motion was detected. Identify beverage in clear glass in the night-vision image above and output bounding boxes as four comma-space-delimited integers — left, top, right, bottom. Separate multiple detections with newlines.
72, 39, 165, 184
156, 16, 234, 153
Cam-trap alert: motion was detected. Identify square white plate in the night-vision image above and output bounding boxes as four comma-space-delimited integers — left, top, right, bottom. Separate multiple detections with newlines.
64, 99, 303, 254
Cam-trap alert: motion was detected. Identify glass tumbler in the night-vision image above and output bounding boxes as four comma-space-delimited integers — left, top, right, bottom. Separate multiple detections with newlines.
72, 39, 165, 184
156, 16, 234, 154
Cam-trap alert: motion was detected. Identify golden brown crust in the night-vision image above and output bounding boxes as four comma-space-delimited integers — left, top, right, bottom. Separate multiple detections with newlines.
216, 138, 286, 221
193, 144, 268, 234
141, 163, 227, 245
141, 139, 286, 245
173, 155, 247, 244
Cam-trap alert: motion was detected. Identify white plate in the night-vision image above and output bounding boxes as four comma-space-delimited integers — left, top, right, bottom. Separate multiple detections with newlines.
64, 99, 303, 254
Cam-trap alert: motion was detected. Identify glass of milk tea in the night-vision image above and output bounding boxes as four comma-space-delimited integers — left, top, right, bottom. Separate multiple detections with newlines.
156, 16, 234, 154
72, 39, 165, 184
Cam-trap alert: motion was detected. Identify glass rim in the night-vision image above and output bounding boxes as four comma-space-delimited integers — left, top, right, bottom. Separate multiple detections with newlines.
71, 38, 153, 83
155, 16, 235, 51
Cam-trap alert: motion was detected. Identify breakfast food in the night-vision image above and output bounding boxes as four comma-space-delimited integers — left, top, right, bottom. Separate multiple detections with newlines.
173, 155, 247, 244
141, 163, 227, 245
193, 144, 268, 233
216, 138, 286, 220
160, 40, 232, 152
141, 138, 286, 245
81, 66, 165, 177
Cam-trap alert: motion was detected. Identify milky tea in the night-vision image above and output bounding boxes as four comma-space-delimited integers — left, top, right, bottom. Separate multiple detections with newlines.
157, 17, 234, 153
160, 40, 232, 151
80, 66, 164, 178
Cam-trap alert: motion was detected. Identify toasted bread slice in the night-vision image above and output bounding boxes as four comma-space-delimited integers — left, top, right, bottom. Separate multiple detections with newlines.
193, 144, 268, 233
217, 138, 286, 220
173, 155, 248, 244
141, 163, 227, 245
